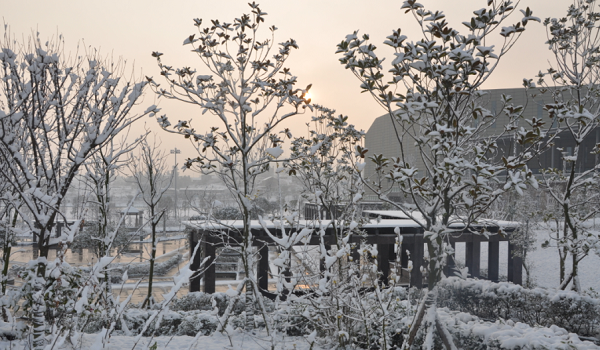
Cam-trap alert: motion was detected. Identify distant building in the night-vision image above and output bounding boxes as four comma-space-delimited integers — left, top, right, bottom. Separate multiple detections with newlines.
304, 202, 383, 220
364, 87, 600, 199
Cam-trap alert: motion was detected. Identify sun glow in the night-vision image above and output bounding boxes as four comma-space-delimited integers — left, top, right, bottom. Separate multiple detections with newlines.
304, 90, 313, 103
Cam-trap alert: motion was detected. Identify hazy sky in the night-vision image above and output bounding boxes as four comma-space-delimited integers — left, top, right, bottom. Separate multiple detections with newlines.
2, 0, 574, 163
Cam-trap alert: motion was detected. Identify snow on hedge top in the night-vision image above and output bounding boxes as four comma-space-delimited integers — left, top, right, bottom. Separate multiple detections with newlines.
438, 307, 599, 349
439, 276, 600, 306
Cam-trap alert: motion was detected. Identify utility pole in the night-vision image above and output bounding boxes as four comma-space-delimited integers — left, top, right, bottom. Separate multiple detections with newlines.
170, 148, 181, 222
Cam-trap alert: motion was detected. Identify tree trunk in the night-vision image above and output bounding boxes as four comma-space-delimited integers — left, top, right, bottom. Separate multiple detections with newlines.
32, 285, 46, 350
2, 210, 19, 322
242, 239, 255, 330
404, 290, 434, 349
33, 227, 49, 350
1, 242, 10, 322
143, 218, 159, 308
571, 252, 579, 292
427, 235, 443, 290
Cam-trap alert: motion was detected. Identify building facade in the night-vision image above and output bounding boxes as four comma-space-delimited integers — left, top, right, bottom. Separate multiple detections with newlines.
364, 87, 600, 199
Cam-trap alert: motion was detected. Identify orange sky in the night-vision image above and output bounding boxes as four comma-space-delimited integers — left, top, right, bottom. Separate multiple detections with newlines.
2, 0, 573, 165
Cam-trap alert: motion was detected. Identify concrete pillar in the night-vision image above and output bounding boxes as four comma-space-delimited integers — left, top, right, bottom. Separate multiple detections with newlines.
203, 235, 216, 293
258, 244, 269, 292
466, 239, 481, 278
189, 230, 204, 292
488, 241, 500, 282
508, 241, 523, 285
444, 241, 456, 277
377, 243, 390, 286
411, 234, 423, 288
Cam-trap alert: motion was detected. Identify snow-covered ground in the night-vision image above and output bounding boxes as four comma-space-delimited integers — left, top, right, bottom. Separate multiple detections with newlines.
2, 228, 599, 349
528, 228, 600, 292
0, 330, 315, 350
71, 331, 312, 350
452, 227, 600, 292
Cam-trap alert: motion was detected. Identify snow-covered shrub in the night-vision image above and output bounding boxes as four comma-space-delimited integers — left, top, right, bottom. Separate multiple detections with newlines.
437, 277, 600, 337
84, 308, 226, 337
435, 308, 599, 350
174, 312, 219, 336
279, 285, 421, 348
405, 306, 599, 349
117, 254, 183, 279
170, 291, 274, 315
285, 280, 412, 349
170, 292, 229, 314
16, 259, 104, 335
212, 207, 243, 220
83, 291, 269, 337
70, 224, 131, 259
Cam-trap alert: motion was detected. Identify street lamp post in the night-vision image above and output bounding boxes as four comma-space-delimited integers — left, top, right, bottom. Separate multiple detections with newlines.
170, 148, 181, 222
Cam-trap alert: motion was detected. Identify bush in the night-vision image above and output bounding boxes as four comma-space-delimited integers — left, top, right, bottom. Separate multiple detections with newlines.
170, 292, 232, 315
435, 308, 599, 350
71, 224, 131, 258
108, 254, 183, 283
284, 285, 413, 349
82, 293, 254, 336
437, 277, 600, 337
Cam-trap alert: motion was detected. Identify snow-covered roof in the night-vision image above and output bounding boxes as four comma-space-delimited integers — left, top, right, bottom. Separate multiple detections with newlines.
183, 219, 417, 231
363, 210, 425, 221
182, 216, 519, 231
180, 185, 228, 191
362, 210, 519, 228
121, 207, 140, 214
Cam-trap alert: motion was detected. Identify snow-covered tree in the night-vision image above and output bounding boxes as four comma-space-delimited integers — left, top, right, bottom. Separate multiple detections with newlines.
0, 33, 156, 348
83, 137, 142, 257
337, 0, 541, 289
336, 1, 544, 347
0, 171, 20, 321
149, 2, 311, 330
285, 105, 366, 293
536, 0, 600, 291
287, 106, 365, 235
128, 137, 173, 308
282, 106, 401, 349
70, 136, 143, 307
